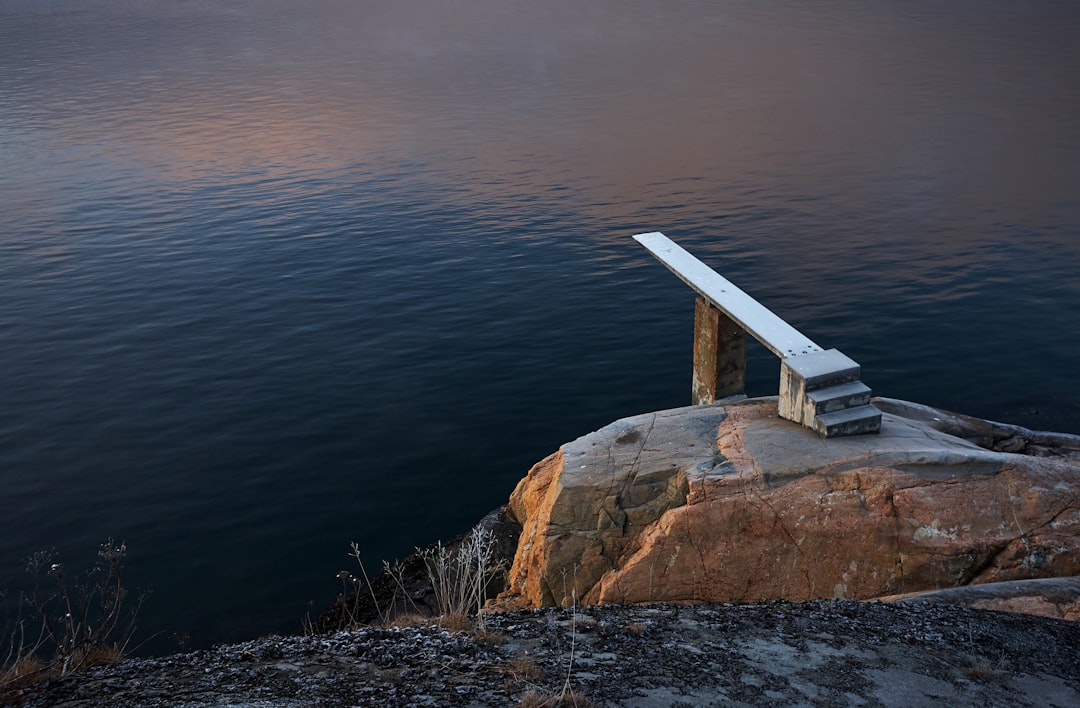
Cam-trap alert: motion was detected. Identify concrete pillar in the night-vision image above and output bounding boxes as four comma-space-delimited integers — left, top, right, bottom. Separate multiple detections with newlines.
692, 296, 747, 405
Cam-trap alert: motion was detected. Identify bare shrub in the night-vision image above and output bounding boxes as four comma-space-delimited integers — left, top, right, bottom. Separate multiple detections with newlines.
1, 540, 143, 702
420, 527, 503, 630
321, 527, 505, 632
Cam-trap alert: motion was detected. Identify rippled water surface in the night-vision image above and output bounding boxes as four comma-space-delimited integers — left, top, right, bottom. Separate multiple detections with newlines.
2, 0, 1079, 652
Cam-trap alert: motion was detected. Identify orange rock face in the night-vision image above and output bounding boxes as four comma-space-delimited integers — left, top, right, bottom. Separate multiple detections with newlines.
499, 398, 1080, 612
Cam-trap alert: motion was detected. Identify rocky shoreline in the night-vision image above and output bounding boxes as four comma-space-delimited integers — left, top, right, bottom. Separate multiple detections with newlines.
11, 396, 1080, 706
19, 600, 1080, 707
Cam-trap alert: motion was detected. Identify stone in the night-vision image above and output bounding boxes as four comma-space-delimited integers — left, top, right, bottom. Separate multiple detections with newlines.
882, 576, 1080, 622
499, 397, 1080, 611
505, 405, 728, 607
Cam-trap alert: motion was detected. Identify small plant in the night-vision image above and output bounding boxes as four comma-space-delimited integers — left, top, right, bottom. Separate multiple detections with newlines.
436, 611, 474, 632
0, 616, 48, 703
331, 541, 383, 628
512, 566, 591, 707
322, 526, 505, 632
962, 655, 1003, 683
326, 545, 425, 630
518, 687, 593, 707
381, 612, 428, 628
420, 526, 503, 630
1, 540, 143, 702
507, 655, 544, 682
558, 583, 580, 704
380, 557, 425, 621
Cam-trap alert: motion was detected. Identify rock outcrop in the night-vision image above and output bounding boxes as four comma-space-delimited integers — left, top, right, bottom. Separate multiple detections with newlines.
500, 397, 1080, 610
883, 576, 1080, 622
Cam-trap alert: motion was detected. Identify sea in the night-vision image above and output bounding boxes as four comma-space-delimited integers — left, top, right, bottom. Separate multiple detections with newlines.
2, 0, 1078, 654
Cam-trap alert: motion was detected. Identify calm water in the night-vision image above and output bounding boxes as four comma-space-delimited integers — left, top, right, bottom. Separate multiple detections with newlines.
2, 0, 1078, 653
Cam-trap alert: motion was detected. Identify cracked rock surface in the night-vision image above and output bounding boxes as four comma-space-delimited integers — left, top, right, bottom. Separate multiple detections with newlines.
17, 601, 1080, 707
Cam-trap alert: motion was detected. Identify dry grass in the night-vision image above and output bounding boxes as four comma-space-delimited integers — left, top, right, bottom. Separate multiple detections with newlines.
506, 655, 544, 682
69, 644, 124, 670
0, 656, 47, 703
519, 688, 594, 707
958, 653, 1006, 685
386, 613, 430, 628
471, 626, 505, 647
1, 657, 46, 684
435, 612, 474, 632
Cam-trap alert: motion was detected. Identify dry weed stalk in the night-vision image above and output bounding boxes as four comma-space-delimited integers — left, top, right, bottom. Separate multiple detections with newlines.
331, 527, 504, 631
1, 540, 142, 702
519, 687, 593, 707
518, 566, 592, 707
421, 527, 501, 630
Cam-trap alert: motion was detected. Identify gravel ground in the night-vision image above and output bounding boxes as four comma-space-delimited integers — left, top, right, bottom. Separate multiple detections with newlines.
12, 600, 1080, 707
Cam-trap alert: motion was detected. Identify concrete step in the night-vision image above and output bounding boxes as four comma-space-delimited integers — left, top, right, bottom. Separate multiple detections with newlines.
783, 349, 861, 391
813, 404, 882, 438
806, 381, 873, 415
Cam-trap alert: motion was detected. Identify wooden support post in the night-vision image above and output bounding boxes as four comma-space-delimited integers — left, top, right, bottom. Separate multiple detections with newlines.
692, 296, 747, 405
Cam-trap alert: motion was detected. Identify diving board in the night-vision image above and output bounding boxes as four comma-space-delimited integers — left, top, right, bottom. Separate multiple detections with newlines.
634, 232, 880, 438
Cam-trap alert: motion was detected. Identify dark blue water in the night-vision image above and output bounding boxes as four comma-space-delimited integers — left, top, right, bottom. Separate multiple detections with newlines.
2, 0, 1078, 653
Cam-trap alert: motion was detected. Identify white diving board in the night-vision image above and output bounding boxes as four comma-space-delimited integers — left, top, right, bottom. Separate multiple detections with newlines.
633, 232, 822, 359
633, 231, 881, 438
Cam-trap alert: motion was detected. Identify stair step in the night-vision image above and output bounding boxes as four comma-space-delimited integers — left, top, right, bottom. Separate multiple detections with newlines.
813, 404, 882, 438
807, 381, 873, 414
783, 349, 861, 391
